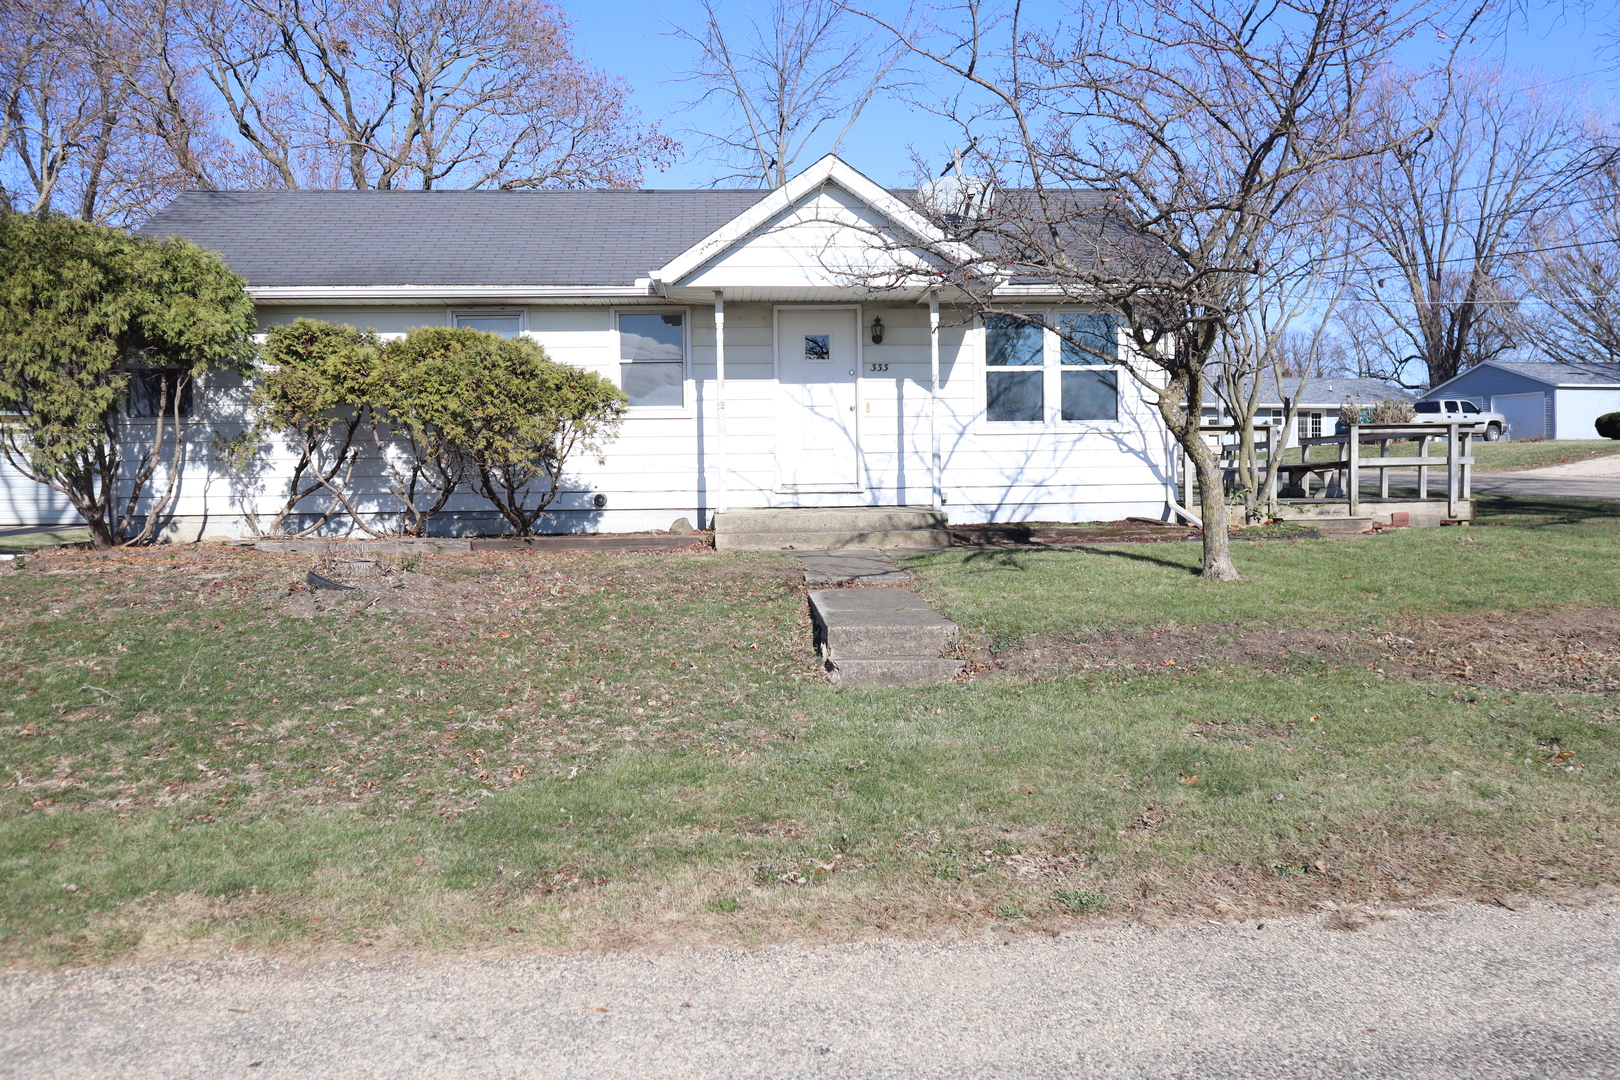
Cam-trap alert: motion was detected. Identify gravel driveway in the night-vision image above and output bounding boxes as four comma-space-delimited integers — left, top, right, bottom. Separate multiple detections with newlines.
4, 896, 1616, 1079
1468, 454, 1620, 501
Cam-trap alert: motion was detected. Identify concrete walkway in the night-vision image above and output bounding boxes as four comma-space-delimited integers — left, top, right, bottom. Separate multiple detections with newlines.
790, 548, 914, 585
3, 897, 1615, 1079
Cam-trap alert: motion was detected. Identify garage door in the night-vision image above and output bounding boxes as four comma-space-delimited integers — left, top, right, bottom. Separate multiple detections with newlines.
1492, 392, 1545, 440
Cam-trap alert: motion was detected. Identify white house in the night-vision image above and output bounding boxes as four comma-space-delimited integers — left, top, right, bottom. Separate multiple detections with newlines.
1200, 375, 1416, 448
0, 155, 1184, 539
1422, 360, 1620, 441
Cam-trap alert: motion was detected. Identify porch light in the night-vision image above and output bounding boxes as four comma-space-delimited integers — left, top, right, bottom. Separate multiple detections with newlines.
870, 316, 885, 344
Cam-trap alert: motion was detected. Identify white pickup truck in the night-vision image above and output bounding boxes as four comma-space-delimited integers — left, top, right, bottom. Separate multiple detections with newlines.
1411, 398, 1506, 441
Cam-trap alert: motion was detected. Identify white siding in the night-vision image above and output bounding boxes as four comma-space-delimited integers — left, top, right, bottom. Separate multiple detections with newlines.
1553, 387, 1620, 440
0, 455, 77, 527
0, 300, 1177, 535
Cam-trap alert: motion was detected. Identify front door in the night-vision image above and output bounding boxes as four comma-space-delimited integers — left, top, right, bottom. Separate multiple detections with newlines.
775, 308, 860, 490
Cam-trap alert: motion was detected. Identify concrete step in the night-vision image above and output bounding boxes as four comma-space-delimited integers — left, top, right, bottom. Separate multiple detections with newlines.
714, 506, 950, 551
826, 657, 967, 687
720, 528, 948, 551
808, 588, 958, 659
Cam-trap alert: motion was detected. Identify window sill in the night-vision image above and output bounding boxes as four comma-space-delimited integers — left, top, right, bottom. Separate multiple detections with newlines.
973, 420, 1135, 435
624, 406, 695, 420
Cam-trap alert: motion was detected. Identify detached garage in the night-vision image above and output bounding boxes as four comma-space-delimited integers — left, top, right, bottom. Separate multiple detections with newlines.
1425, 361, 1620, 440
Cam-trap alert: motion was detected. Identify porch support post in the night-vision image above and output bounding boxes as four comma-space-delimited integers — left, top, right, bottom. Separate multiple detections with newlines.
714, 290, 728, 518
929, 290, 942, 513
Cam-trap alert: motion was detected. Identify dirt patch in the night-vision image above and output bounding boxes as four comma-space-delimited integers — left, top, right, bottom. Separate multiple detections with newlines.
989, 606, 1620, 695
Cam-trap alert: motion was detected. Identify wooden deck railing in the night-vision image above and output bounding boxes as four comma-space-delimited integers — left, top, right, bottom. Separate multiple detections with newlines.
1187, 422, 1482, 519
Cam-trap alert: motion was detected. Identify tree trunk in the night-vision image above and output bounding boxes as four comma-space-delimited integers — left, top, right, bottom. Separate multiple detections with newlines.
1179, 427, 1241, 582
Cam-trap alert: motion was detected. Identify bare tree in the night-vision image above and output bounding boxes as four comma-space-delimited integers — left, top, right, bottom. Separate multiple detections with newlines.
850, 0, 1473, 581
1213, 192, 1358, 522
146, 0, 676, 192
1521, 141, 1620, 366
4, 0, 676, 223
1339, 64, 1588, 388
671, 0, 901, 188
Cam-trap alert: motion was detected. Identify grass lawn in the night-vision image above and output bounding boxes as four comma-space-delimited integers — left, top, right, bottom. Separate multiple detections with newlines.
1469, 439, 1620, 471
3, 505, 1618, 965
0, 527, 93, 555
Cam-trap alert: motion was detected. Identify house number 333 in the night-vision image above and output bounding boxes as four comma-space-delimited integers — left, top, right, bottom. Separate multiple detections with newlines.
868, 363, 889, 372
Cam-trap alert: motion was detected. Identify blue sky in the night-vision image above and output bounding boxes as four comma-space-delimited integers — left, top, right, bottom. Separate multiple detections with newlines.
567, 0, 1619, 189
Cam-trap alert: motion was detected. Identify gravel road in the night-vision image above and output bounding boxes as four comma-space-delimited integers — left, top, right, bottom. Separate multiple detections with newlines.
1471, 457, 1620, 501
4, 896, 1617, 1079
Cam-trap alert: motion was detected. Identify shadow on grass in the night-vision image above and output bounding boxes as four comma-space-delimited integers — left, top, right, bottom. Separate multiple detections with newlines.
953, 542, 1202, 576
1473, 493, 1620, 526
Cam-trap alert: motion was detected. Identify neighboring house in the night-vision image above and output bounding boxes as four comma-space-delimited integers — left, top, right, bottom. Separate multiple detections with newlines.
1424, 361, 1620, 441
0, 155, 1182, 537
1201, 376, 1415, 449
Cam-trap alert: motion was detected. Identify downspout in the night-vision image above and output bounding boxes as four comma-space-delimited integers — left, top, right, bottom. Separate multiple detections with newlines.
713, 290, 728, 521
929, 289, 941, 513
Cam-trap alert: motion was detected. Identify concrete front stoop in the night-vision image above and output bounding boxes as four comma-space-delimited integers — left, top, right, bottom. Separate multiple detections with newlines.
715, 506, 950, 551
808, 588, 965, 687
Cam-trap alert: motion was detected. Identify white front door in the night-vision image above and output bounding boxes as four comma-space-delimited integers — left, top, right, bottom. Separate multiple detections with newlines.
776, 308, 860, 490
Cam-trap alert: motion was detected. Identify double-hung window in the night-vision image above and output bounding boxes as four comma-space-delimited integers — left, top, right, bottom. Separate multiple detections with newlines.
453, 311, 522, 338
617, 312, 686, 409
127, 369, 194, 418
984, 312, 1120, 425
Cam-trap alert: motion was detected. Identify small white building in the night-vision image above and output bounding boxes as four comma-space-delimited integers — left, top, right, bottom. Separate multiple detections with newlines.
1, 155, 1185, 538
1200, 376, 1416, 448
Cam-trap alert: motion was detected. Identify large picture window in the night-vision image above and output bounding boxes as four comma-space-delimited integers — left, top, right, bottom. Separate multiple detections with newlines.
618, 312, 685, 408
984, 312, 1120, 425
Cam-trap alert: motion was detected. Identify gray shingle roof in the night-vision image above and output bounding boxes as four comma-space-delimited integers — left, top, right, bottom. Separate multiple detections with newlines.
1483, 360, 1620, 387
1202, 375, 1414, 408
136, 189, 770, 288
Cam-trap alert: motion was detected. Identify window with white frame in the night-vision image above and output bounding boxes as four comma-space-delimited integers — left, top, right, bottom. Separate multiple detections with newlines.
617, 312, 685, 408
984, 312, 1120, 424
453, 311, 522, 338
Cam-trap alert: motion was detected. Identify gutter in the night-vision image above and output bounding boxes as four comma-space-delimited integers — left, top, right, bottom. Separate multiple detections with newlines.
248, 284, 654, 303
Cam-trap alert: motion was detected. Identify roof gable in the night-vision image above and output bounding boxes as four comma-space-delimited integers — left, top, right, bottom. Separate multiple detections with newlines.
650, 155, 977, 289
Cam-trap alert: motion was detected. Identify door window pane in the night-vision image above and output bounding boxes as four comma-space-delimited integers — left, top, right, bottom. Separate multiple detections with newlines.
1059, 313, 1118, 364
1062, 369, 1117, 420
985, 315, 1043, 366
454, 313, 521, 338
987, 371, 1043, 421
804, 335, 830, 361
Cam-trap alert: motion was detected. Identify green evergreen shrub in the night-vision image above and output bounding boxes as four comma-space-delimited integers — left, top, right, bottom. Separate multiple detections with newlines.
0, 211, 254, 547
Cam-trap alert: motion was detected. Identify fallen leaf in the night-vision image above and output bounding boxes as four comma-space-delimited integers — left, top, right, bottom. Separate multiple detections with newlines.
1178, 773, 1200, 785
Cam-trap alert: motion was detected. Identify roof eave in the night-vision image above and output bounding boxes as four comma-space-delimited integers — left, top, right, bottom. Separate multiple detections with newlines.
248, 284, 656, 306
